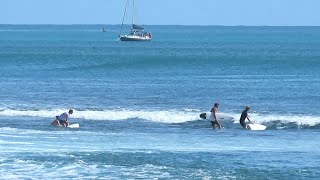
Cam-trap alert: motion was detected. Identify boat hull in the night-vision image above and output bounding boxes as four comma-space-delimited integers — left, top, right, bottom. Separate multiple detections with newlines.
120, 35, 151, 41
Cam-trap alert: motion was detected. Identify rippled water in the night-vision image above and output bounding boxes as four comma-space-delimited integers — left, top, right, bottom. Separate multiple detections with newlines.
0, 25, 320, 179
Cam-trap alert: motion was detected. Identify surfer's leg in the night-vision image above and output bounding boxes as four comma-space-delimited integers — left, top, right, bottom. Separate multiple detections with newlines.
51, 120, 59, 126
211, 121, 216, 129
58, 120, 66, 127
240, 120, 246, 129
216, 121, 221, 129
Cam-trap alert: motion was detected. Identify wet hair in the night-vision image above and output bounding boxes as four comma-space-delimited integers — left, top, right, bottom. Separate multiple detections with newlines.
246, 106, 250, 110
69, 109, 74, 114
214, 103, 219, 107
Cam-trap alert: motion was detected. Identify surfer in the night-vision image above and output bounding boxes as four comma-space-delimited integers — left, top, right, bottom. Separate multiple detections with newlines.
210, 103, 221, 129
54, 109, 73, 127
240, 106, 253, 129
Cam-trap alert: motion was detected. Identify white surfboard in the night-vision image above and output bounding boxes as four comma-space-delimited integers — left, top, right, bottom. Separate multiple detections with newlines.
199, 112, 234, 121
68, 123, 80, 129
247, 124, 266, 131
50, 119, 80, 129
52, 123, 80, 129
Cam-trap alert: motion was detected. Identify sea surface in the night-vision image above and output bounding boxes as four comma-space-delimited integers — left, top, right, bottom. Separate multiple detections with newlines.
0, 25, 320, 179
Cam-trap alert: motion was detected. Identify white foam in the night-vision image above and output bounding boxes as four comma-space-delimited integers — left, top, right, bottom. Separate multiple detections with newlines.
0, 109, 319, 125
0, 108, 198, 123
75, 109, 199, 123
0, 127, 44, 135
0, 109, 65, 118
0, 141, 34, 145
229, 113, 320, 126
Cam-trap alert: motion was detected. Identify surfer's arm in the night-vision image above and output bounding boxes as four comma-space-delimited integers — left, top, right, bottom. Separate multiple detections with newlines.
247, 116, 253, 124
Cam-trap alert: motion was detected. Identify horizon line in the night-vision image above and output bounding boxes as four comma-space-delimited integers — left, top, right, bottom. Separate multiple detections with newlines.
0, 23, 320, 27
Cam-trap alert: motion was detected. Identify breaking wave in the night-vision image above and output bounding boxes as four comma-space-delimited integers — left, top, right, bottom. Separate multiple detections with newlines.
0, 108, 319, 127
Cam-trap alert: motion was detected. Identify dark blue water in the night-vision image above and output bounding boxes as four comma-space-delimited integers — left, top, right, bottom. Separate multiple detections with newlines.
0, 25, 320, 179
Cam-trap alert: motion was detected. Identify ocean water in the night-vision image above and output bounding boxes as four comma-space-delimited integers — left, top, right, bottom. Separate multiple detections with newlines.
0, 25, 320, 179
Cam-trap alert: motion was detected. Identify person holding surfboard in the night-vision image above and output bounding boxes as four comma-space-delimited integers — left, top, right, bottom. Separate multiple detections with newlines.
210, 103, 221, 129
240, 106, 253, 129
56, 109, 73, 127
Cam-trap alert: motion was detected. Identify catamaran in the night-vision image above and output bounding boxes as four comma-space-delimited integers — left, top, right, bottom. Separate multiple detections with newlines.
119, 0, 152, 41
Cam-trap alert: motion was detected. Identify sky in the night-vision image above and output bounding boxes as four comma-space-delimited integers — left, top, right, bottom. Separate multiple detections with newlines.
0, 0, 319, 26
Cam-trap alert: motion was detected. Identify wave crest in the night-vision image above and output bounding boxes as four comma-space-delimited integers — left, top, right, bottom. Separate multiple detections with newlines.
1, 109, 320, 126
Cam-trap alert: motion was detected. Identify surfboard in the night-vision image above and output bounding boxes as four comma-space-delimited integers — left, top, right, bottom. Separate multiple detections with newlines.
68, 123, 80, 129
199, 112, 234, 121
51, 120, 80, 128
247, 124, 266, 131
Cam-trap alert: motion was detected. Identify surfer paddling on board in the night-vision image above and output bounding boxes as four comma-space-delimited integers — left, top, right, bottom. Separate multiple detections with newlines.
51, 109, 73, 127
240, 106, 253, 129
210, 103, 221, 129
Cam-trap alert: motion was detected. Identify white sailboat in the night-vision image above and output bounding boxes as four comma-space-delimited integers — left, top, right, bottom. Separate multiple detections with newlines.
119, 0, 152, 41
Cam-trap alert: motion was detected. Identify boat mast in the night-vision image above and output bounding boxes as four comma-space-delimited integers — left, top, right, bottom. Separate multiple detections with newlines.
132, 0, 135, 25
120, 0, 130, 36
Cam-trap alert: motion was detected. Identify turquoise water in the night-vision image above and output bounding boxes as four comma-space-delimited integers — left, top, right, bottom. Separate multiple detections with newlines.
1, 25, 320, 179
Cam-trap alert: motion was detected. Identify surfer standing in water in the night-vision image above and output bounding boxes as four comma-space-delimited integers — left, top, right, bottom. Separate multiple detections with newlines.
211, 103, 221, 129
54, 109, 73, 127
240, 106, 253, 129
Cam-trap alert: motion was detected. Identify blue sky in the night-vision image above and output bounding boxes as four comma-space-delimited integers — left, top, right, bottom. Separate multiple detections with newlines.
0, 0, 319, 25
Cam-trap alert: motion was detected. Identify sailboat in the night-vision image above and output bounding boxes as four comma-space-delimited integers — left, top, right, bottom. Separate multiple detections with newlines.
119, 0, 152, 41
